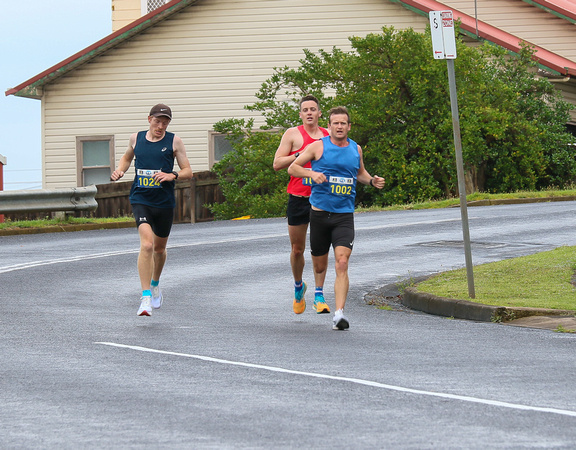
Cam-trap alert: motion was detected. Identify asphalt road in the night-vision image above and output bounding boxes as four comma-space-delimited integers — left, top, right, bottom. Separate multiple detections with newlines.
1, 202, 576, 448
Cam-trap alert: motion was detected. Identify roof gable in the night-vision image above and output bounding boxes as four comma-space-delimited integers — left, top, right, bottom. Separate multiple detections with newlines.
6, 0, 576, 99
5, 0, 198, 98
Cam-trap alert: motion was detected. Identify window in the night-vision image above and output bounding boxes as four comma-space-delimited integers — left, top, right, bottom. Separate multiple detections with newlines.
208, 132, 236, 168
76, 136, 115, 186
142, 0, 168, 14
208, 128, 282, 168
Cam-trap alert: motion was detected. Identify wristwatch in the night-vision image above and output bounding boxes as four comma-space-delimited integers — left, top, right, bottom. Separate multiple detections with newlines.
294, 152, 300, 159
172, 171, 179, 180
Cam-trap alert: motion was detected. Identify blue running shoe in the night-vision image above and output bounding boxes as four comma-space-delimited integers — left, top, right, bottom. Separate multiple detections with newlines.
293, 282, 307, 314
313, 293, 330, 314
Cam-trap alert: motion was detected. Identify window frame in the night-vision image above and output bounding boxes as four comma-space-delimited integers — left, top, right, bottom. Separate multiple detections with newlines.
208, 131, 235, 169
208, 128, 284, 169
76, 135, 115, 187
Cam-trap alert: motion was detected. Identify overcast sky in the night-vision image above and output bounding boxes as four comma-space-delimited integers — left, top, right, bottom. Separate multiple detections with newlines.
1, 1, 112, 190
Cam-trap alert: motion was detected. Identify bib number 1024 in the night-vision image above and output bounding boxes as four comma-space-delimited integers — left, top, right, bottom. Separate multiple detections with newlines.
137, 169, 161, 188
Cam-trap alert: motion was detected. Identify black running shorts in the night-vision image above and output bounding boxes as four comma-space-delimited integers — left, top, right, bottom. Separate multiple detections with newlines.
309, 209, 355, 256
287, 195, 311, 226
131, 203, 174, 238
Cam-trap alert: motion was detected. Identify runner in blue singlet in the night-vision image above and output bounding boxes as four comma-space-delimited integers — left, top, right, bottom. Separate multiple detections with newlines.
288, 106, 385, 330
111, 104, 193, 317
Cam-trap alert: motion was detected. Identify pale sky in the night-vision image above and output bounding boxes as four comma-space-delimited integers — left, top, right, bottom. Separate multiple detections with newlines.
1, 1, 112, 190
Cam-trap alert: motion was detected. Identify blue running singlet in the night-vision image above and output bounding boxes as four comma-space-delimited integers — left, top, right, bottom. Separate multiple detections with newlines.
310, 136, 360, 213
129, 131, 176, 209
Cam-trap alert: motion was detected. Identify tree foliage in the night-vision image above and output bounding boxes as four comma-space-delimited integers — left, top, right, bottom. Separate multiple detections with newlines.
209, 26, 575, 219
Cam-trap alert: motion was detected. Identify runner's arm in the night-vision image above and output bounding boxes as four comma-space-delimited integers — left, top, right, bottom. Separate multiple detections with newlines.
111, 133, 137, 181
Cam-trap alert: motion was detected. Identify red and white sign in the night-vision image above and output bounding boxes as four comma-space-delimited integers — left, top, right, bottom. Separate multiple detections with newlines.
429, 10, 457, 59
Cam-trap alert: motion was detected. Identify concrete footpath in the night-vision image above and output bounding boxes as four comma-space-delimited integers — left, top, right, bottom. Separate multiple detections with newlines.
2, 197, 576, 332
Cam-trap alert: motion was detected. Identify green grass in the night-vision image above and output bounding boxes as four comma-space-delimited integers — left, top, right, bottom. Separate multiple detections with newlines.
357, 187, 576, 212
416, 246, 576, 311
0, 216, 134, 230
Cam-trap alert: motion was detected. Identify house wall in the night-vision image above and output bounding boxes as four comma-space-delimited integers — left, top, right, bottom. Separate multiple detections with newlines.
42, 0, 425, 189
112, 0, 141, 32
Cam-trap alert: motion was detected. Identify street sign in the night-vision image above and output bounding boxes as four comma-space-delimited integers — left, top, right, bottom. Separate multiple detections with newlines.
429, 10, 474, 298
429, 10, 457, 59
429, 11, 445, 59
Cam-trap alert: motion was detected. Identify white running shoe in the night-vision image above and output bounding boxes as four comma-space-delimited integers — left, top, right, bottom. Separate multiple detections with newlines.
137, 296, 152, 316
151, 285, 163, 309
332, 309, 349, 330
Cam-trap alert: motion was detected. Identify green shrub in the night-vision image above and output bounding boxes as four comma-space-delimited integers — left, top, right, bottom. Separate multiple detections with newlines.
209, 26, 576, 218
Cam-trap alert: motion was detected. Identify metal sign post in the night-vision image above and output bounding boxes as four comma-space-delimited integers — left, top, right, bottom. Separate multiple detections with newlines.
429, 10, 476, 298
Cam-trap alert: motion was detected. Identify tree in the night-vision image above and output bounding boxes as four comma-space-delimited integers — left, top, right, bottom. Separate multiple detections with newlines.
209, 118, 287, 220
209, 26, 575, 219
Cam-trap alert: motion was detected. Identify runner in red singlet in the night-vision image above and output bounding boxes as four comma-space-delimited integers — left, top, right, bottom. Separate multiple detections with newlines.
273, 95, 330, 315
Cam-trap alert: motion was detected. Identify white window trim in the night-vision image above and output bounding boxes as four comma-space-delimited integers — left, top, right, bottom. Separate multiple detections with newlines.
208, 131, 230, 169
76, 135, 115, 187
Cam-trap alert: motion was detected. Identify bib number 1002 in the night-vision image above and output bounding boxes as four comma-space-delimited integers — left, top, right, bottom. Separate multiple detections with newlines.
330, 184, 352, 195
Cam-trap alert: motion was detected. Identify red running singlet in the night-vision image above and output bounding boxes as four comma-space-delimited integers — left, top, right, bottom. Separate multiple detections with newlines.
286, 125, 329, 197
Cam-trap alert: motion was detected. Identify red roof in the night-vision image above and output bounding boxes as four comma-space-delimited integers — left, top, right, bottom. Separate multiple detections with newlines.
5, 0, 576, 97
5, 0, 195, 97
526, 0, 576, 22
396, 0, 576, 76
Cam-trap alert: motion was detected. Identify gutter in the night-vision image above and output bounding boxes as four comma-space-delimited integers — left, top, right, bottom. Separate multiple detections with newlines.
522, 0, 576, 24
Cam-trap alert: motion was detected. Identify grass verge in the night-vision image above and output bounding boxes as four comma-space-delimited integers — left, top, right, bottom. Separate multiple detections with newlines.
0, 216, 134, 231
415, 246, 576, 311
357, 188, 576, 212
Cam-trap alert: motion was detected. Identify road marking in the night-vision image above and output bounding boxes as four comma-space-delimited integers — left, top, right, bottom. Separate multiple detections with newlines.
96, 342, 576, 418
0, 217, 475, 274
0, 234, 284, 274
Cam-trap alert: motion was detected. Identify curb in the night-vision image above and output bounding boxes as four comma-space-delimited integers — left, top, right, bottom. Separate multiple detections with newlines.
462, 196, 576, 207
402, 287, 576, 330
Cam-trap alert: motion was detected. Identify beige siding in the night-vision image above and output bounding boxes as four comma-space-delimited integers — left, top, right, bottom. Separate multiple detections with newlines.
112, 0, 141, 32
555, 82, 576, 123
42, 0, 426, 189
446, 0, 576, 62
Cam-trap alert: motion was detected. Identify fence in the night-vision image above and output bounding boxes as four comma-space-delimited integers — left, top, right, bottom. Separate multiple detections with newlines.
2, 170, 223, 224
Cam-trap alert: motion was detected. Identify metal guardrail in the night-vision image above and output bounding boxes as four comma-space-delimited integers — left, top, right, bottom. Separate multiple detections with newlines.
0, 186, 98, 214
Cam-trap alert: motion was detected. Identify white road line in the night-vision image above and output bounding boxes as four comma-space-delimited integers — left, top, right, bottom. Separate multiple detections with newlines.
0, 234, 284, 274
1, 218, 468, 274
96, 342, 576, 418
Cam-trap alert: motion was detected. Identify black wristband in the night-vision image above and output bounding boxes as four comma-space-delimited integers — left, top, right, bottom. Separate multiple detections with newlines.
369, 178, 374, 187
172, 171, 179, 180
